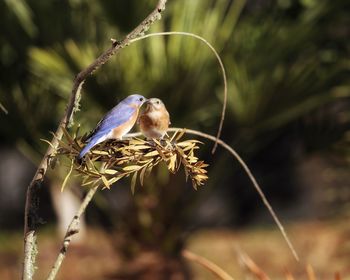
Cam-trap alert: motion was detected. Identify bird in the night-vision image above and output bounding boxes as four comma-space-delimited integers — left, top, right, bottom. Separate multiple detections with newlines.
138, 98, 170, 139
78, 94, 147, 160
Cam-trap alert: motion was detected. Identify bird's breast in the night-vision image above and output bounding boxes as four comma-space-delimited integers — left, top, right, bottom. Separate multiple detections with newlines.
141, 111, 168, 129
139, 109, 169, 138
111, 109, 138, 139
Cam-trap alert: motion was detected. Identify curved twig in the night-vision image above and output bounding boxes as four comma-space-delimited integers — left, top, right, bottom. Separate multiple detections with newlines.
22, 1, 167, 279
129, 32, 227, 154
127, 128, 300, 261
182, 249, 235, 280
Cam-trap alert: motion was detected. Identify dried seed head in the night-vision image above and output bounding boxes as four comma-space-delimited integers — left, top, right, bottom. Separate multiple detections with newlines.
56, 128, 208, 192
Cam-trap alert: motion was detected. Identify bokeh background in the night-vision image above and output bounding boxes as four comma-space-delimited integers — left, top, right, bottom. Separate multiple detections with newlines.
1, 0, 350, 279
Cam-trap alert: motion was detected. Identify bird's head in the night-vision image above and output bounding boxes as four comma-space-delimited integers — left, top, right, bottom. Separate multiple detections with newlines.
144, 98, 166, 112
124, 94, 147, 107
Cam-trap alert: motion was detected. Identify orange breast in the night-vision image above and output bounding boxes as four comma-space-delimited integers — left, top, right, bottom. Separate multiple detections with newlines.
112, 109, 139, 139
139, 109, 169, 138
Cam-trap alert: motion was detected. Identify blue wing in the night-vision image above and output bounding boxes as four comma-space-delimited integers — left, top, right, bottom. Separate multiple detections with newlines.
90, 102, 136, 138
78, 102, 136, 159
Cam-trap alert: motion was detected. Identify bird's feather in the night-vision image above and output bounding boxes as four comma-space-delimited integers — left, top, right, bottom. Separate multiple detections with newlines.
78, 102, 137, 159
87, 102, 136, 140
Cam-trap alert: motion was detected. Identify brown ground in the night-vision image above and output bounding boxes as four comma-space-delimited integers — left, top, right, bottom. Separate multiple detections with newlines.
1, 220, 349, 279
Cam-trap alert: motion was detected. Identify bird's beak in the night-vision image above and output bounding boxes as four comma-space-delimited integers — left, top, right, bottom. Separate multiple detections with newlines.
140, 98, 148, 107
143, 99, 152, 110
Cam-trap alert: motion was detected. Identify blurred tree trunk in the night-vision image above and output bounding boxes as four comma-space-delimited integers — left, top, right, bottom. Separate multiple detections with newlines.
50, 182, 86, 242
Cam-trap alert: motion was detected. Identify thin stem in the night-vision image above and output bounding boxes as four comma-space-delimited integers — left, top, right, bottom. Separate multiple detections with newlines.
173, 128, 299, 261
22, 1, 167, 279
129, 32, 228, 154
182, 249, 235, 280
0, 102, 8, 114
127, 128, 300, 261
46, 185, 99, 280
236, 249, 270, 280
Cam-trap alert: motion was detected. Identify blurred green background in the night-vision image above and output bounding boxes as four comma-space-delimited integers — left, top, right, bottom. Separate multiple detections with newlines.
1, 0, 350, 279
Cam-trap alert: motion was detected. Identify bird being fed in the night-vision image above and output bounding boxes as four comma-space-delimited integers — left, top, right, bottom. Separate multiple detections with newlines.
78, 94, 147, 159
138, 98, 170, 139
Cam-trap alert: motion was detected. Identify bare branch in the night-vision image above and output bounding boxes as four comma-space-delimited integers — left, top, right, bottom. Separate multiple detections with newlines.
46, 186, 99, 280
22, 1, 167, 279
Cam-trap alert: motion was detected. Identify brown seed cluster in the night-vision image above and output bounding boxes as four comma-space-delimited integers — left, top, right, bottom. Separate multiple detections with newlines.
55, 128, 208, 193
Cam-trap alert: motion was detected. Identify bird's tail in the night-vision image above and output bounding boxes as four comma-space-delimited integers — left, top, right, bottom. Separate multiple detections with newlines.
77, 136, 101, 160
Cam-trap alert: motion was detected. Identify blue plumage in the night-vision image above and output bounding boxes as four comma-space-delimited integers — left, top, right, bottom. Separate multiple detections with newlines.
78, 94, 146, 160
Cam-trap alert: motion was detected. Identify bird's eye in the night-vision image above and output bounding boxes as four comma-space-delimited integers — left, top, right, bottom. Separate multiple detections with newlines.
139, 97, 144, 102
156, 100, 160, 104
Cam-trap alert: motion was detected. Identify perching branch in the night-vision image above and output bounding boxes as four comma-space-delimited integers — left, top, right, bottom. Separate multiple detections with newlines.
128, 128, 300, 261
46, 185, 99, 280
22, 1, 167, 279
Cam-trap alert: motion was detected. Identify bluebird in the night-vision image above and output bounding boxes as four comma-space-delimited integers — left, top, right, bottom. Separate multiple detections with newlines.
138, 98, 170, 139
78, 94, 147, 159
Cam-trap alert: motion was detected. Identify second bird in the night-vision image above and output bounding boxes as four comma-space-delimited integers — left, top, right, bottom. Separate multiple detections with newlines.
139, 98, 170, 139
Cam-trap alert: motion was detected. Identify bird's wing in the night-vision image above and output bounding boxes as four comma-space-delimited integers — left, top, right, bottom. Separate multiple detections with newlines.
87, 102, 136, 140
78, 102, 138, 159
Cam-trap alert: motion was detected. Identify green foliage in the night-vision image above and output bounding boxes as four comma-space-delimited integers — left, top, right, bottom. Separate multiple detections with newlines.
227, 7, 349, 133
1, 0, 349, 151
1, 0, 350, 258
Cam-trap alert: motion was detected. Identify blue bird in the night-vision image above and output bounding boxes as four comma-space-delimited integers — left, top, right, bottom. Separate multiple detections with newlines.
78, 94, 147, 159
